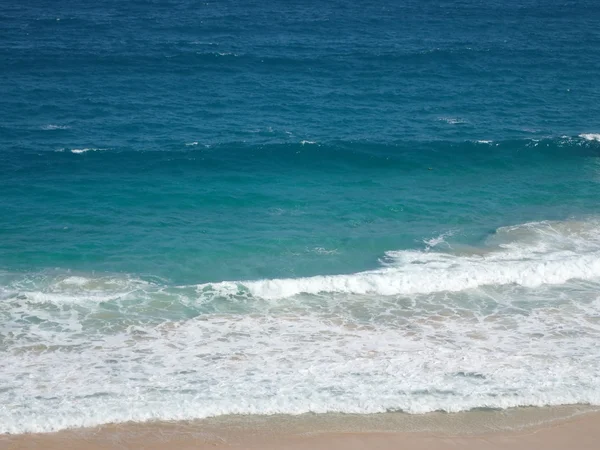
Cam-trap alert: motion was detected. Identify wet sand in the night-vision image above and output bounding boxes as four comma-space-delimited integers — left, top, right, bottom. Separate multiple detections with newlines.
2, 407, 599, 450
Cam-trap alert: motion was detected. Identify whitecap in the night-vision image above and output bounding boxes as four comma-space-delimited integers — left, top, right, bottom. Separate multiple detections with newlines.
70, 148, 105, 154
311, 247, 338, 255
438, 117, 467, 125
423, 230, 455, 250
579, 133, 600, 142
41, 124, 70, 130
202, 219, 600, 300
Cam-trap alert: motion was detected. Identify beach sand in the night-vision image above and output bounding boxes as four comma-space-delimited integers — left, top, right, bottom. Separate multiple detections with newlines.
2, 406, 599, 450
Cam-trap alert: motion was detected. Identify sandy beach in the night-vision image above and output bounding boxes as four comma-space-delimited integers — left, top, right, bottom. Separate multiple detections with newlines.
2, 407, 599, 450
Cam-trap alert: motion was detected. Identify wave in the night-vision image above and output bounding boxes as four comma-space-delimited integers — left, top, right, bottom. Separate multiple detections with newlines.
3, 284, 600, 433
199, 220, 600, 300
10, 134, 599, 180
26, 133, 600, 158
580, 133, 600, 142
70, 147, 106, 154
3, 220, 600, 306
5, 383, 600, 434
3, 219, 600, 433
40, 124, 70, 130
438, 117, 469, 125
203, 251, 600, 299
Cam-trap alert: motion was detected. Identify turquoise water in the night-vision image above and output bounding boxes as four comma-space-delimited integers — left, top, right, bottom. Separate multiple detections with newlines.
2, 139, 600, 282
2, 0, 600, 434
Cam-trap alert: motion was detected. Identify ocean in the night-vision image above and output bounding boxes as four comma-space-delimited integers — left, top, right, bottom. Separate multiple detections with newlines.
1, 0, 600, 434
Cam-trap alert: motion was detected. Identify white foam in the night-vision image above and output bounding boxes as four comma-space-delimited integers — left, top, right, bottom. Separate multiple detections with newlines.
2, 299, 600, 433
185, 141, 198, 146
438, 117, 467, 125
423, 230, 455, 249
311, 247, 338, 255
203, 221, 600, 300
3, 219, 600, 433
196, 51, 238, 57
225, 254, 598, 299
41, 124, 70, 130
71, 148, 105, 154
60, 276, 90, 286
2, 274, 150, 305
300, 140, 316, 145
580, 133, 600, 142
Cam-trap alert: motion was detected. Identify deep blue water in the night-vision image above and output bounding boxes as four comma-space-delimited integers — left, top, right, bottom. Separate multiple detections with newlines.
2, 0, 600, 434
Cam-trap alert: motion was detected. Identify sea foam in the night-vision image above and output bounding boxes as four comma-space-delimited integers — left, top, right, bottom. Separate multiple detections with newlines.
2, 219, 600, 433
199, 220, 600, 300
70, 148, 106, 154
41, 124, 70, 130
580, 133, 600, 142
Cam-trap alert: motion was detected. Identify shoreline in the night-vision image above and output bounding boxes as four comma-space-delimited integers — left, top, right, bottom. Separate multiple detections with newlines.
2, 405, 599, 449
